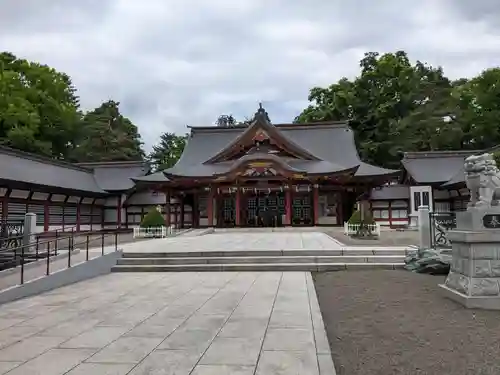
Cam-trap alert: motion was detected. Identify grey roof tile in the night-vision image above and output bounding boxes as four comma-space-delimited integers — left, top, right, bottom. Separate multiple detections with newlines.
77, 161, 148, 191
441, 166, 466, 187
132, 171, 170, 183
402, 150, 477, 184
163, 123, 396, 178
0, 147, 105, 193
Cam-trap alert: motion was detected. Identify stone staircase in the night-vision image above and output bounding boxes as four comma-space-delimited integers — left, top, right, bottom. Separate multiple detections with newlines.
111, 247, 408, 272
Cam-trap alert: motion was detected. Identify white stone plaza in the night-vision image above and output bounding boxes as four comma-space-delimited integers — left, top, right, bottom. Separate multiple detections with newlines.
0, 231, 342, 374
0, 271, 333, 375
124, 231, 345, 253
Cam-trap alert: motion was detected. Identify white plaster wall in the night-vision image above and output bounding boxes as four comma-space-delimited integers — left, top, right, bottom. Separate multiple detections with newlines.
127, 191, 166, 205
104, 196, 118, 206
104, 208, 117, 223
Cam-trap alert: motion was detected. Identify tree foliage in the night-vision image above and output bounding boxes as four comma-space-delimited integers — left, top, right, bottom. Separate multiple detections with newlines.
3, 50, 500, 170
296, 51, 500, 168
0, 52, 145, 162
148, 132, 188, 171
0, 52, 80, 158
70, 100, 144, 162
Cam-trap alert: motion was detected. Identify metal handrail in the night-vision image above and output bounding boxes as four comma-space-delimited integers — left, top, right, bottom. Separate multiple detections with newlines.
0, 225, 78, 244
11, 230, 121, 285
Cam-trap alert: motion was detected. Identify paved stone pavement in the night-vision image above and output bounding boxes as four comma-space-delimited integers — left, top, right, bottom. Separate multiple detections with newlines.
123, 232, 344, 253
0, 271, 335, 374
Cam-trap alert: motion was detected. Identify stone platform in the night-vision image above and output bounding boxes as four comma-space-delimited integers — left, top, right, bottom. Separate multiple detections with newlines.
123, 231, 345, 253
115, 232, 407, 272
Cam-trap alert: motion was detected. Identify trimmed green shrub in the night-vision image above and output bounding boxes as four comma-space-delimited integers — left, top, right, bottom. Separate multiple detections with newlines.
347, 209, 377, 238
348, 210, 375, 225
140, 209, 166, 228
348, 210, 362, 224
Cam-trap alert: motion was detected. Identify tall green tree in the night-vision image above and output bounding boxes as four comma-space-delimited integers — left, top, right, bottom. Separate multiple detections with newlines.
149, 132, 187, 171
70, 100, 144, 162
449, 68, 500, 150
0, 52, 80, 158
296, 51, 457, 168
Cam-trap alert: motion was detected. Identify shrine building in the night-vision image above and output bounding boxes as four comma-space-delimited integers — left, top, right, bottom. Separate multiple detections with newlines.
132, 105, 398, 228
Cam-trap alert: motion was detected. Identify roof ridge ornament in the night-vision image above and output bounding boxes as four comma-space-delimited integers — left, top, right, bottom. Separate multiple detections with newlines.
254, 102, 271, 124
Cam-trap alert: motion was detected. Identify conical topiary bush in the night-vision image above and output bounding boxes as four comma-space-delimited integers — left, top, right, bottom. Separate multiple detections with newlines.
140, 209, 166, 228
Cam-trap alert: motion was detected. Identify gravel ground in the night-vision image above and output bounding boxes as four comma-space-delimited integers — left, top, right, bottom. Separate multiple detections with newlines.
313, 270, 500, 375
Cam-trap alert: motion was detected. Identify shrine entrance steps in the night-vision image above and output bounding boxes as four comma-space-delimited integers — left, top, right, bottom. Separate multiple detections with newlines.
111, 248, 407, 272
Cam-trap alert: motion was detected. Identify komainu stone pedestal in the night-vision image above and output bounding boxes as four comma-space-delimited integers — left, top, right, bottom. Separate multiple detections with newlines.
440, 208, 500, 310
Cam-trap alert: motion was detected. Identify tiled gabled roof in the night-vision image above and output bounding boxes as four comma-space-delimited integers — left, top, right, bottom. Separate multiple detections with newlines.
401, 150, 479, 185
77, 161, 149, 191
0, 146, 148, 194
0, 146, 106, 193
161, 121, 397, 179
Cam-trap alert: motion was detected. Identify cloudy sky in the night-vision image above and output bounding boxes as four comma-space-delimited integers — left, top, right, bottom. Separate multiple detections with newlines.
1, 0, 499, 151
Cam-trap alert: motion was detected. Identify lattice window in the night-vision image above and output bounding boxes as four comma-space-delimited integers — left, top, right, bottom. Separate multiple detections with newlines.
198, 196, 207, 218
223, 197, 235, 222
247, 197, 257, 222
27, 204, 45, 225
7, 202, 26, 221
292, 194, 312, 224
64, 206, 78, 225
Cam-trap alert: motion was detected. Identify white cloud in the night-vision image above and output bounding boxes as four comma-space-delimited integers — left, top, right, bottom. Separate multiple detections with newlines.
1, 0, 499, 151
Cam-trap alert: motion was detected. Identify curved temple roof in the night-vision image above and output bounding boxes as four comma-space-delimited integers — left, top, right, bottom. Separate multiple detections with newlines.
149, 120, 397, 182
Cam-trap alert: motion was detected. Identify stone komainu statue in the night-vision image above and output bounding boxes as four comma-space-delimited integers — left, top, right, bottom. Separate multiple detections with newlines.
464, 153, 500, 208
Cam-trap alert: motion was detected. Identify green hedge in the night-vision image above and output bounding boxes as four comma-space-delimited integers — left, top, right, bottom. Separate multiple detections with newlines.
140, 209, 166, 228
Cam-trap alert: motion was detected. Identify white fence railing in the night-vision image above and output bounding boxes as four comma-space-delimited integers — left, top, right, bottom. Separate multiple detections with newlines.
133, 226, 174, 239
343, 222, 381, 237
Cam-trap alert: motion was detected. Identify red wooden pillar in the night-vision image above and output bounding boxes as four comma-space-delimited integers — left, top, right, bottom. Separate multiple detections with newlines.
90, 204, 93, 231
313, 185, 319, 226
100, 206, 105, 230
207, 189, 214, 227
235, 187, 241, 226
1, 196, 8, 223
388, 200, 393, 227
62, 205, 65, 230
165, 189, 171, 227
193, 192, 199, 228
180, 196, 185, 229
116, 195, 122, 229
285, 188, 292, 226
76, 203, 81, 232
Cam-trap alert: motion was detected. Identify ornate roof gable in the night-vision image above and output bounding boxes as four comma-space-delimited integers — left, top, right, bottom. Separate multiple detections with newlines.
203, 104, 321, 164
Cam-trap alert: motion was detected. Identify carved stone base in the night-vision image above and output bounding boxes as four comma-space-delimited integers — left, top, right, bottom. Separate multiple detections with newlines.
439, 284, 500, 310
441, 208, 500, 310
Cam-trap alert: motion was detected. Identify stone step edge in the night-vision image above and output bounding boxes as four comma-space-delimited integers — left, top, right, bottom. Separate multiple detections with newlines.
117, 255, 405, 262
122, 250, 409, 258
111, 263, 405, 272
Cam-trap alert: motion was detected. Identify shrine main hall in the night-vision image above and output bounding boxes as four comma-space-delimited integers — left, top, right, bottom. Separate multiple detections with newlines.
133, 105, 398, 228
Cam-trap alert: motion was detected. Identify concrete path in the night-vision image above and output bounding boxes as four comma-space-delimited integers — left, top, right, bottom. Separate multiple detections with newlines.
0, 272, 334, 375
